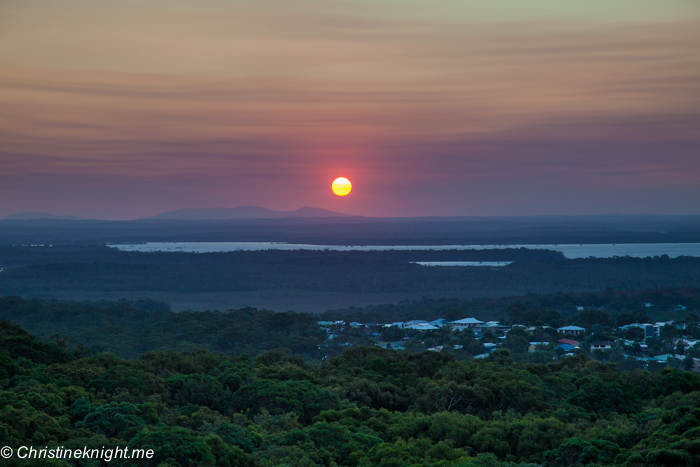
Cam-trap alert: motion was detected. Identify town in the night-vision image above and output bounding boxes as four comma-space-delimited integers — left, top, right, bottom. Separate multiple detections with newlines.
319, 308, 700, 371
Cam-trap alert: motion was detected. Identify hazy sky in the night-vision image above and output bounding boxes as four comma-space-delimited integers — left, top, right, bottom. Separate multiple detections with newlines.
1, 0, 699, 219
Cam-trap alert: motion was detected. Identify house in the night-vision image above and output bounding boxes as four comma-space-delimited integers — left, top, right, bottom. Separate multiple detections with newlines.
644, 303, 654, 308
525, 325, 553, 332
349, 322, 364, 328
429, 319, 451, 328
655, 320, 674, 327
405, 320, 428, 326
674, 305, 687, 311
591, 341, 614, 351
451, 317, 484, 331
483, 342, 499, 352
384, 322, 405, 328
528, 342, 548, 352
683, 339, 699, 348
557, 325, 586, 335
673, 338, 699, 349
575, 306, 585, 311
476, 321, 510, 333
473, 353, 489, 359
427, 346, 444, 352
651, 354, 685, 363
407, 323, 439, 331
620, 323, 658, 339
558, 338, 580, 347
556, 343, 576, 352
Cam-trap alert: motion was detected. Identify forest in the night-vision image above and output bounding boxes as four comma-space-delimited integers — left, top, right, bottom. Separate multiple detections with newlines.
2, 245, 700, 465
1, 288, 699, 361
1, 320, 699, 466
0, 246, 699, 304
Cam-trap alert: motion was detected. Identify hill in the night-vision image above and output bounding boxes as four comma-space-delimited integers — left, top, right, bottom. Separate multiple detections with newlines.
147, 206, 353, 220
3, 212, 84, 220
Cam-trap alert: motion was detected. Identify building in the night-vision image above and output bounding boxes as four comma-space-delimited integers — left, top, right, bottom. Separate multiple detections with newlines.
384, 322, 405, 328
591, 341, 614, 351
406, 323, 439, 331
557, 325, 586, 336
405, 320, 428, 326
475, 321, 509, 333
651, 354, 685, 363
429, 319, 451, 328
451, 317, 484, 331
558, 338, 580, 347
622, 323, 659, 339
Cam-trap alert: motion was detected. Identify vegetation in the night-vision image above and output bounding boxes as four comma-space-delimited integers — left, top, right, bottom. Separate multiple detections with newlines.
1, 322, 699, 466
0, 289, 699, 361
0, 246, 699, 300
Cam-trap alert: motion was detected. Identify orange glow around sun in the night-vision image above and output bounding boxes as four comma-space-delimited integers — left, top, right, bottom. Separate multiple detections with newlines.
332, 177, 352, 196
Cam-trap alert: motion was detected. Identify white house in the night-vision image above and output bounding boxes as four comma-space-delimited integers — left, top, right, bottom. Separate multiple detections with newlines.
407, 323, 439, 331
557, 325, 586, 336
384, 322, 405, 328
451, 317, 484, 331
429, 319, 451, 328
476, 322, 509, 332
405, 320, 428, 326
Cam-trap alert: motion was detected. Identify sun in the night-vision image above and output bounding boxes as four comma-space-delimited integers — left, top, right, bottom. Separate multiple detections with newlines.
331, 177, 352, 196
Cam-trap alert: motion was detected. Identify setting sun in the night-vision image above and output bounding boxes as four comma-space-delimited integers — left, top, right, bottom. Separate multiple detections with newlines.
331, 177, 352, 196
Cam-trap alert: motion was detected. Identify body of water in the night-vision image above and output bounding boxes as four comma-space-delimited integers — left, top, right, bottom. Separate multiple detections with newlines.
413, 261, 513, 267
109, 242, 700, 258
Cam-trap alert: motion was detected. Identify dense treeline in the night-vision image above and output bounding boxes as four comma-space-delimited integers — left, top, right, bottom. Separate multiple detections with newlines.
0, 245, 699, 298
1, 291, 698, 360
1, 322, 699, 466
322, 288, 700, 324
2, 215, 700, 245
0, 297, 329, 360
0, 245, 562, 268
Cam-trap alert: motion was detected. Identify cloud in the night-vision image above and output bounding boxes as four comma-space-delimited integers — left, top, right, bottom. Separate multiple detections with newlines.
0, 0, 699, 217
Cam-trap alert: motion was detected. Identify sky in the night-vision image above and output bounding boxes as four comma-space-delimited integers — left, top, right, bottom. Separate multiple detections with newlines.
1, 0, 699, 219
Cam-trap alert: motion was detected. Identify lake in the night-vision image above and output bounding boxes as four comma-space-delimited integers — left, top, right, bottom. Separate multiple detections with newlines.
109, 242, 700, 259
413, 261, 513, 267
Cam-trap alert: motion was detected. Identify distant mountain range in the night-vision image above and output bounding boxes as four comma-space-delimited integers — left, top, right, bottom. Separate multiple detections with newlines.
2, 206, 353, 221
3, 212, 85, 221
145, 206, 353, 220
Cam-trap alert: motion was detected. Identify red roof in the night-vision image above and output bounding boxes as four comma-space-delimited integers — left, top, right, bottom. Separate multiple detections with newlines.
558, 338, 580, 346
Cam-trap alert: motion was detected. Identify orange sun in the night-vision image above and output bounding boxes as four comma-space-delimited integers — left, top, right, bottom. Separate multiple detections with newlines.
331, 177, 352, 196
